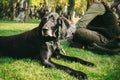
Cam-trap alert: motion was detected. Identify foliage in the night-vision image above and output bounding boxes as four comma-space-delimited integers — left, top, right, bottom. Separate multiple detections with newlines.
30, 0, 87, 12
0, 0, 114, 9
107, 0, 113, 2
0, 22, 120, 80
0, 0, 9, 6
30, 0, 44, 6
75, 0, 87, 15
1, 0, 113, 17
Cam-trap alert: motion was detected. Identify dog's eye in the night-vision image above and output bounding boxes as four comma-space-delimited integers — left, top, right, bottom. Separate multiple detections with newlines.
51, 17, 56, 22
49, 15, 57, 22
52, 19, 56, 22
51, 26, 56, 30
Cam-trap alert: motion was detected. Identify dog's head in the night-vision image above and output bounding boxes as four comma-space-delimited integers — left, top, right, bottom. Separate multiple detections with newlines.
39, 12, 62, 41
39, 12, 76, 41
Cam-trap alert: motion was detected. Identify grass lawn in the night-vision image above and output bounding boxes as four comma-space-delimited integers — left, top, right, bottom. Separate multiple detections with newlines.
0, 22, 120, 80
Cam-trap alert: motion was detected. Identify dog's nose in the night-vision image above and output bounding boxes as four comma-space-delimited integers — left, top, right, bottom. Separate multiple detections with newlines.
43, 29, 48, 33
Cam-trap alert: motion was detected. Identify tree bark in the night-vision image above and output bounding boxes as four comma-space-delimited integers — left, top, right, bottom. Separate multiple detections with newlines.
67, 0, 75, 20
24, 0, 29, 23
9, 0, 15, 20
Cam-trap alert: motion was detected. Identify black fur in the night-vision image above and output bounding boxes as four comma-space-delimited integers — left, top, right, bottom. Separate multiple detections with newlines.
0, 12, 94, 80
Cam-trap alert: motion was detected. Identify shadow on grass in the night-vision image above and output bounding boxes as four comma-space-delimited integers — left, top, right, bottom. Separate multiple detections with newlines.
0, 57, 39, 65
0, 57, 15, 64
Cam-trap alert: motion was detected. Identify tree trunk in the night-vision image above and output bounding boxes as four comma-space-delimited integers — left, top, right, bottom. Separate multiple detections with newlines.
44, 0, 48, 6
24, 0, 29, 23
9, 0, 15, 20
67, 0, 75, 20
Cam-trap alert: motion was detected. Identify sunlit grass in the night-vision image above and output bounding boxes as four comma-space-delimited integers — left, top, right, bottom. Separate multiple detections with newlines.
0, 22, 120, 80
0, 23, 38, 36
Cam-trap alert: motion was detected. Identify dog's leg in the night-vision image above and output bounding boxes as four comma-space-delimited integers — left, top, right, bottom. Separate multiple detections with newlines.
39, 43, 87, 80
50, 60, 88, 80
53, 48, 95, 67
40, 57, 88, 80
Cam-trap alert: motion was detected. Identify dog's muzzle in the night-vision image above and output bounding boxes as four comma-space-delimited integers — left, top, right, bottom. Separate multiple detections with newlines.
42, 28, 49, 36
42, 27, 57, 39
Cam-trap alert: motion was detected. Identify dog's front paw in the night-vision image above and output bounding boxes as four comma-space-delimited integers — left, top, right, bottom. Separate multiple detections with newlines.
70, 71, 88, 80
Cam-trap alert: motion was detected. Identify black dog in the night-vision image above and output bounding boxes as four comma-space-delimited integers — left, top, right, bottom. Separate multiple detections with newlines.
0, 12, 94, 80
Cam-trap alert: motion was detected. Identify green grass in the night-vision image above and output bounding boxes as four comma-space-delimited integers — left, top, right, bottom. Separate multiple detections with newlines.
0, 19, 40, 24
0, 22, 120, 80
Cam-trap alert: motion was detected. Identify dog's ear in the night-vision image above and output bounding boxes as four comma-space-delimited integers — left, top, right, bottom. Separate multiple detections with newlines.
57, 17, 62, 27
55, 17, 62, 39
57, 17, 68, 40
